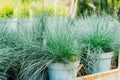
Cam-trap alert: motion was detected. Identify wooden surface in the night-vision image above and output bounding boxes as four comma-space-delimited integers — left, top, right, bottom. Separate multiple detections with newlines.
72, 69, 120, 80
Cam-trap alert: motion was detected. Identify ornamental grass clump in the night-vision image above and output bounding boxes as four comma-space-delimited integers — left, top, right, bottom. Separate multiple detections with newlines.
45, 17, 81, 63
0, 19, 21, 80
77, 14, 120, 52
0, 15, 49, 80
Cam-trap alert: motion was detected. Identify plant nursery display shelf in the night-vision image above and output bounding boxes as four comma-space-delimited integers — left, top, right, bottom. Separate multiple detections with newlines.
72, 69, 120, 80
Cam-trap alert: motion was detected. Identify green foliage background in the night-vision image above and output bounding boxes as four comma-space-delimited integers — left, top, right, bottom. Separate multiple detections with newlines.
77, 0, 120, 16
0, 0, 69, 18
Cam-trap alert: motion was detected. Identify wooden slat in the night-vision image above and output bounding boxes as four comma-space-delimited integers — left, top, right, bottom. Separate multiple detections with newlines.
72, 69, 120, 80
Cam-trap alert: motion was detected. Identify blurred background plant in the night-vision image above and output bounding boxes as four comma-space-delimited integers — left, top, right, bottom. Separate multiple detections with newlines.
0, 0, 16, 18
0, 0, 70, 18
0, 0, 120, 18
77, 0, 120, 17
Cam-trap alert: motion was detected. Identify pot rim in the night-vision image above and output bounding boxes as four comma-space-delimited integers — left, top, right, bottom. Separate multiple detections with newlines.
48, 60, 80, 70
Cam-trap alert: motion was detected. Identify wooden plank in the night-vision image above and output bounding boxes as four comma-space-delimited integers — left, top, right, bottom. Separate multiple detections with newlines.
72, 69, 120, 80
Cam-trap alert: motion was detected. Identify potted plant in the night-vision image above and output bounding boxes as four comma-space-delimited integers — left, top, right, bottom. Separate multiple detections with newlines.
77, 14, 120, 73
44, 17, 81, 80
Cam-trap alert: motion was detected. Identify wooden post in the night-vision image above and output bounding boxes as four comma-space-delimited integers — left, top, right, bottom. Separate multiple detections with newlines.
72, 0, 78, 18
54, 0, 58, 11
69, 0, 78, 18
69, 0, 75, 16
